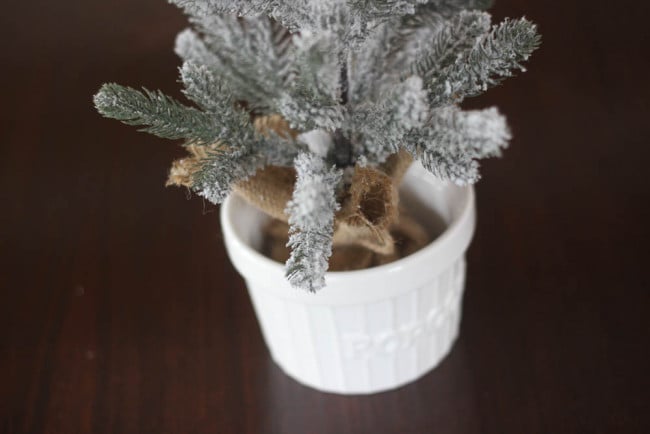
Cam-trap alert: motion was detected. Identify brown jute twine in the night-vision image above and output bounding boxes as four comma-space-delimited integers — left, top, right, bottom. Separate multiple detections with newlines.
166, 115, 432, 266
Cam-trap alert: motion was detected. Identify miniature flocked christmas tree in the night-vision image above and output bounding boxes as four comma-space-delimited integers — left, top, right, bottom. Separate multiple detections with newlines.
94, 0, 540, 292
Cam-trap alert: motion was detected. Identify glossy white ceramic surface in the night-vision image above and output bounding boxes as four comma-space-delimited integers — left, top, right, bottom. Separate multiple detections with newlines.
221, 163, 476, 394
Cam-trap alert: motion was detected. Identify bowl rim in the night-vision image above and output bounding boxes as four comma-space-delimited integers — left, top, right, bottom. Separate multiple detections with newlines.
220, 164, 476, 293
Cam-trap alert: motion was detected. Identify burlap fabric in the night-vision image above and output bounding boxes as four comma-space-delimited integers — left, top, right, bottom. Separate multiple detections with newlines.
167, 115, 432, 265
262, 206, 431, 271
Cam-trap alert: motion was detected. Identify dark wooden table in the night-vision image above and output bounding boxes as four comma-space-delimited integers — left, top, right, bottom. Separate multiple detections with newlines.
1, 1, 648, 433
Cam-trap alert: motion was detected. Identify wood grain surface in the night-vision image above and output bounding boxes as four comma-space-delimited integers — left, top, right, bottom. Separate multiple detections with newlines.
1, 1, 649, 432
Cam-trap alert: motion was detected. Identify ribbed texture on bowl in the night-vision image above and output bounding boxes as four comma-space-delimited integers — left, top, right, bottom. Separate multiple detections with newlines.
245, 259, 466, 394
221, 163, 475, 394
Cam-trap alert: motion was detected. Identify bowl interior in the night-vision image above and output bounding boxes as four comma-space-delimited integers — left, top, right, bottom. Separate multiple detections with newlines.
229, 163, 469, 260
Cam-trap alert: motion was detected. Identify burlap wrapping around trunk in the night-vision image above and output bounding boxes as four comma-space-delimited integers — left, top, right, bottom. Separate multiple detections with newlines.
167, 115, 431, 266
262, 207, 431, 271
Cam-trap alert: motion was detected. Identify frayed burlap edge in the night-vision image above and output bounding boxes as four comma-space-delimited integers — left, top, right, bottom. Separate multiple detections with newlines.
262, 205, 431, 271
166, 115, 417, 256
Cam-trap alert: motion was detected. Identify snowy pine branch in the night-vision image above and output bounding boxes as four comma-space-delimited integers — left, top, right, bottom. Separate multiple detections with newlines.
348, 0, 428, 19
169, 0, 271, 20
346, 0, 428, 39
171, 0, 442, 45
349, 76, 429, 164
192, 15, 289, 110
407, 11, 491, 80
191, 147, 266, 204
285, 153, 342, 291
289, 31, 341, 103
347, 2, 493, 103
268, 1, 323, 33
94, 84, 221, 145
278, 30, 345, 130
179, 62, 257, 145
180, 61, 304, 163
175, 28, 221, 71
179, 61, 227, 111
95, 66, 302, 204
417, 0, 493, 18
178, 14, 345, 131
403, 106, 511, 184
170, 0, 319, 34
97, 0, 540, 291
428, 17, 540, 106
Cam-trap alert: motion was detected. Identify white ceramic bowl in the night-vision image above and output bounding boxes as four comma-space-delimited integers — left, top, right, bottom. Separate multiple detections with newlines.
221, 163, 476, 394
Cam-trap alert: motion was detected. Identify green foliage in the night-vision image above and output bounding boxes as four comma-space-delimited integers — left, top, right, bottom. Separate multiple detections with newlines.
407, 11, 491, 80
348, 75, 429, 164
94, 84, 220, 145
428, 17, 541, 106
404, 106, 511, 184
285, 153, 342, 291
192, 148, 266, 204
95, 0, 540, 291
179, 63, 257, 145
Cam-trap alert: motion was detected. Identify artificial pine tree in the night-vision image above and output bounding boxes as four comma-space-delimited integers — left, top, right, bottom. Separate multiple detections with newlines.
94, 0, 540, 292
